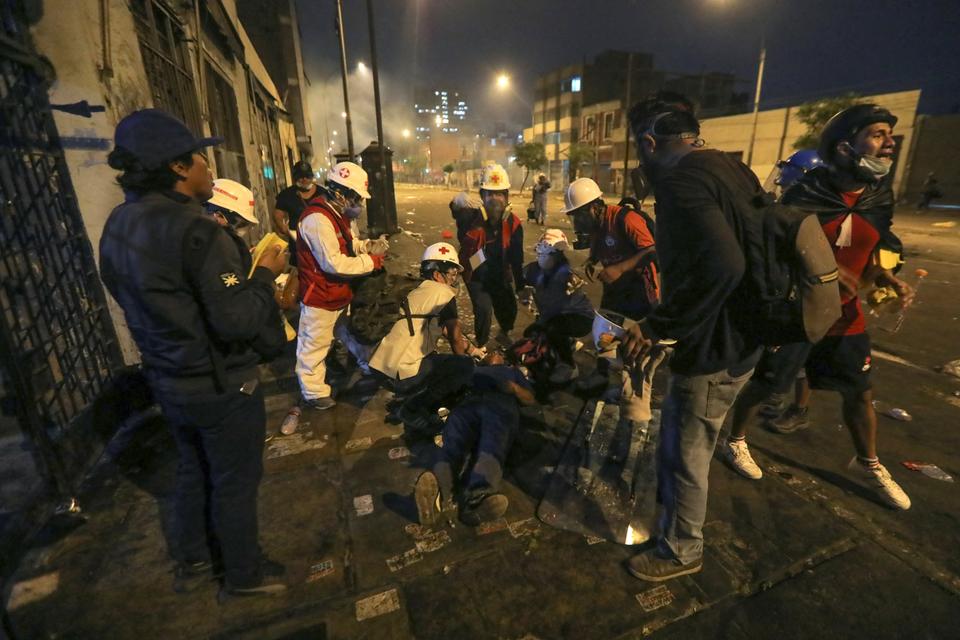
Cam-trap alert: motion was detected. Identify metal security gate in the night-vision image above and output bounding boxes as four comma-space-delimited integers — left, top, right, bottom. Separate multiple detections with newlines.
0, 1, 122, 499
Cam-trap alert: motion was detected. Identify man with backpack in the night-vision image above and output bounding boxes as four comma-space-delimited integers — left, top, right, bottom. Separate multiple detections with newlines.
720, 104, 913, 511
296, 161, 386, 411
619, 93, 767, 582
449, 163, 525, 347
99, 109, 289, 599
562, 177, 659, 322
368, 242, 484, 430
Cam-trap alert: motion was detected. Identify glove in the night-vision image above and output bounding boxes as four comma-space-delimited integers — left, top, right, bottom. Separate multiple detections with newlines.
451, 191, 481, 211
566, 272, 585, 296
583, 259, 599, 282
365, 235, 390, 256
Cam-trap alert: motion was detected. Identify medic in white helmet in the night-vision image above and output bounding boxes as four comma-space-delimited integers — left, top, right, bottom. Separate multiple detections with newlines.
295, 161, 388, 411
518, 228, 594, 384
369, 242, 483, 431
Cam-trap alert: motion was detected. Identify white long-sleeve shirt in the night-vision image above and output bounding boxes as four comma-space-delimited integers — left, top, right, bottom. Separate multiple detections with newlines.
299, 209, 374, 276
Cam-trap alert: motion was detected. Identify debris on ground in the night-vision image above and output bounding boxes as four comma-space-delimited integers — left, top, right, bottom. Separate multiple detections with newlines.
872, 400, 912, 421
938, 359, 960, 378
902, 462, 954, 482
932, 221, 957, 228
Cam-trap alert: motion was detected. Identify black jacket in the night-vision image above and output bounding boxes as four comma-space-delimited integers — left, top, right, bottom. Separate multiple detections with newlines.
646, 150, 762, 376
99, 190, 278, 390
781, 166, 902, 257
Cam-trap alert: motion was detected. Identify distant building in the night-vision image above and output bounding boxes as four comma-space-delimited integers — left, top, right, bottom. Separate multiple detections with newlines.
524, 49, 746, 191
414, 87, 469, 137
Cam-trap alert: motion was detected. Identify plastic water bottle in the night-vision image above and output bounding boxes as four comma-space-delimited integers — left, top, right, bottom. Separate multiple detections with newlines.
280, 406, 301, 435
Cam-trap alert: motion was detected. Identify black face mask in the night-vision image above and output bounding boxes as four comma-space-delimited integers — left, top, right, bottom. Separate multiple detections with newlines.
572, 232, 592, 251
571, 210, 597, 250
631, 165, 651, 201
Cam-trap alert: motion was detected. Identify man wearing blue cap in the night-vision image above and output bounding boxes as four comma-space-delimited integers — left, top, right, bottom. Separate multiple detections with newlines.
99, 109, 289, 601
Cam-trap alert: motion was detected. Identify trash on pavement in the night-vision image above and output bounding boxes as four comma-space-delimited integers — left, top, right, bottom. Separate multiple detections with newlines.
355, 588, 401, 621
441, 230, 453, 239
388, 446, 410, 459
386, 548, 423, 572
280, 406, 301, 435
902, 461, 954, 482
932, 221, 957, 228
354, 494, 375, 516
872, 400, 912, 421
939, 359, 960, 379
306, 559, 335, 582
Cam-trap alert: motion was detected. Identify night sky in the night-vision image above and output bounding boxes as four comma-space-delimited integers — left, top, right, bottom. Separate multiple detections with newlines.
295, 0, 959, 147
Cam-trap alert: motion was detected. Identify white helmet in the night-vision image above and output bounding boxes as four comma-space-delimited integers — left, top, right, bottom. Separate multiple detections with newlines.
592, 309, 626, 351
209, 178, 257, 224
327, 161, 371, 199
560, 177, 603, 214
479, 163, 510, 191
422, 242, 462, 270
535, 228, 569, 256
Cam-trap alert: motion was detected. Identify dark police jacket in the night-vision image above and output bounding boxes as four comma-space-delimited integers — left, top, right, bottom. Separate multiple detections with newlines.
99, 190, 278, 394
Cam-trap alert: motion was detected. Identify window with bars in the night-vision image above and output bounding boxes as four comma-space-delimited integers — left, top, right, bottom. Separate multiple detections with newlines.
204, 61, 248, 187
130, 0, 202, 134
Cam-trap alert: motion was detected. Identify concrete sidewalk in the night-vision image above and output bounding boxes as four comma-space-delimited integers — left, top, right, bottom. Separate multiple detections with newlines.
4, 187, 960, 639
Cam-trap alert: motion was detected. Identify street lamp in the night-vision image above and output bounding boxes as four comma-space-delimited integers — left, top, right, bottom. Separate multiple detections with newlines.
358, 61, 368, 73
496, 73, 510, 90
402, 129, 411, 138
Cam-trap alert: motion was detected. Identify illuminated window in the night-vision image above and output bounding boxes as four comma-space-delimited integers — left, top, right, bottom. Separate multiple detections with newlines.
571, 76, 581, 92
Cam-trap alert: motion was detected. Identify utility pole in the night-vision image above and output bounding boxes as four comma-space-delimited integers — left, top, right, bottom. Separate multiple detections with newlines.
335, 0, 355, 158
621, 52, 634, 199
745, 34, 766, 168
366, 0, 391, 232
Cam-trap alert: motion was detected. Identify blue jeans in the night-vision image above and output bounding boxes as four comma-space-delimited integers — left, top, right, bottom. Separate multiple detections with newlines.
656, 366, 753, 564
433, 393, 518, 501
156, 384, 266, 587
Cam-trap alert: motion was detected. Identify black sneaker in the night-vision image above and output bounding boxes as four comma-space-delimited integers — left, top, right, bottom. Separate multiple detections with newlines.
459, 493, 508, 526
303, 396, 336, 411
217, 576, 287, 604
767, 405, 810, 434
626, 547, 702, 582
758, 393, 787, 419
173, 560, 219, 594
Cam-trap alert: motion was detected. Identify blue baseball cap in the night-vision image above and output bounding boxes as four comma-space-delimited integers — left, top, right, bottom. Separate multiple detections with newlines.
113, 109, 222, 169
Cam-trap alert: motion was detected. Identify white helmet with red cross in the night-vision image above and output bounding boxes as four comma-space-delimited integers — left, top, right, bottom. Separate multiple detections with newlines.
535, 228, 569, 256
479, 163, 510, 191
421, 242, 462, 271
326, 161, 371, 199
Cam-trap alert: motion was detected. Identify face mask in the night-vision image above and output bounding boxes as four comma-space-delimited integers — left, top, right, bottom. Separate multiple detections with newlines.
344, 204, 363, 220
856, 153, 892, 182
537, 254, 556, 270
295, 181, 313, 192
483, 198, 506, 220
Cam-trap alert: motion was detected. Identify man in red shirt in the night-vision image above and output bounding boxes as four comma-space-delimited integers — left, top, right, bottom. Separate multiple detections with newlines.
721, 104, 914, 511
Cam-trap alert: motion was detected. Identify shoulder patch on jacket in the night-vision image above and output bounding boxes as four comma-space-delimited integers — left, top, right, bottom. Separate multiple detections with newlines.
220, 272, 240, 287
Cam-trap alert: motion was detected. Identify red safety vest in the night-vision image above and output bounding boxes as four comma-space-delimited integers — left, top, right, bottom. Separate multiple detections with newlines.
297, 197, 356, 310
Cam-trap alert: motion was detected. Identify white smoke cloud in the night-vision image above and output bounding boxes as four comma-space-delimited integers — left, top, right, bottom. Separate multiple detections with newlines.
306, 66, 415, 167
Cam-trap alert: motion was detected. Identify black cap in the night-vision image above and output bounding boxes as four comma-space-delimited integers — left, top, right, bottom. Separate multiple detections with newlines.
818, 104, 898, 163
113, 109, 222, 169
292, 160, 314, 180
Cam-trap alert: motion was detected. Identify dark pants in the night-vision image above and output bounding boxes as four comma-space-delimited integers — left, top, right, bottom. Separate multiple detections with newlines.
467, 279, 517, 345
395, 353, 475, 412
434, 393, 518, 501
156, 385, 266, 588
539, 313, 593, 365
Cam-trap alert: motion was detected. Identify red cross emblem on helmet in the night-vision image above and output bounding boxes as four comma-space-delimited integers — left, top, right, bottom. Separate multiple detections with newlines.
489, 172, 501, 184
339, 167, 351, 179
438, 246, 450, 254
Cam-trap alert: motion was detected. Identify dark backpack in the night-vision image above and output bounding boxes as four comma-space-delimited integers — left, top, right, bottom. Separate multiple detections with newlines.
349, 270, 437, 345
730, 191, 841, 345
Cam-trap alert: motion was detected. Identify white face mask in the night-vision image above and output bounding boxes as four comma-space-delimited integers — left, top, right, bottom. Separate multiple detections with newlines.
857, 153, 892, 181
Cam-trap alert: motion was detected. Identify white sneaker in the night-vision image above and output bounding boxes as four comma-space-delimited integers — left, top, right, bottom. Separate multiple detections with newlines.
847, 457, 911, 510
549, 363, 579, 384
720, 439, 763, 480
